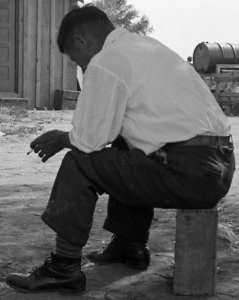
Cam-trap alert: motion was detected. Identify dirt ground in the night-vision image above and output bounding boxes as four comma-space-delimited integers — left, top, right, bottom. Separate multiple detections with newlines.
0, 109, 239, 300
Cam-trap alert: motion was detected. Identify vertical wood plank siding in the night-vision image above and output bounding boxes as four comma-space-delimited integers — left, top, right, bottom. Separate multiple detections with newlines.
50, 0, 56, 108
22, 0, 77, 108
36, 0, 42, 107
23, 0, 30, 105
18, 0, 24, 98
62, 0, 68, 91
54, 0, 64, 96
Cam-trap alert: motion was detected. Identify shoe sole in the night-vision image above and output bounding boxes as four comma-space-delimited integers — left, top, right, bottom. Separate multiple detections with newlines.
87, 256, 149, 270
6, 279, 87, 295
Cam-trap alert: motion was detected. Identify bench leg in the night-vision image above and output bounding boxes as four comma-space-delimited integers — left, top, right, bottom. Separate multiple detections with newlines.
173, 208, 218, 296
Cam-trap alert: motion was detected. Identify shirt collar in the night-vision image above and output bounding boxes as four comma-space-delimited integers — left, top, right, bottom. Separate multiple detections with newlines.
102, 28, 128, 50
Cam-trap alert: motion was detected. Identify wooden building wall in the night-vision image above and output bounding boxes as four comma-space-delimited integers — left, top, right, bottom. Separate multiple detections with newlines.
0, 0, 16, 93
0, 0, 78, 109
23, 0, 77, 108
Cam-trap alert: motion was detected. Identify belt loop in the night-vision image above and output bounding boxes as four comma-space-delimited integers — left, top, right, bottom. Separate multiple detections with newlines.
217, 135, 221, 147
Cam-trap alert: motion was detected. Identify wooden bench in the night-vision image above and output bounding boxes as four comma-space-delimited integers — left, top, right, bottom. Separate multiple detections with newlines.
173, 207, 218, 296
54, 89, 80, 110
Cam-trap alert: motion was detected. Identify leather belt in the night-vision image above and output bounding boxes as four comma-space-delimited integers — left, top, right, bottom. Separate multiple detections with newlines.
165, 135, 231, 148
149, 135, 232, 165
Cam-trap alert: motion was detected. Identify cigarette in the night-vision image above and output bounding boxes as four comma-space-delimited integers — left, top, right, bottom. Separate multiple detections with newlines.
27, 149, 33, 155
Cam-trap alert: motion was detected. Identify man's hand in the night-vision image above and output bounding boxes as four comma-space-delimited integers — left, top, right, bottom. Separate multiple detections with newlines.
30, 130, 71, 162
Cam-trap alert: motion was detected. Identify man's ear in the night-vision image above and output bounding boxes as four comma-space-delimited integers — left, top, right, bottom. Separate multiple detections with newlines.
72, 33, 87, 47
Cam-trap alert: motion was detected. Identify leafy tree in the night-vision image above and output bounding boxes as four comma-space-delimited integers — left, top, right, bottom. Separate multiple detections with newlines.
92, 0, 153, 35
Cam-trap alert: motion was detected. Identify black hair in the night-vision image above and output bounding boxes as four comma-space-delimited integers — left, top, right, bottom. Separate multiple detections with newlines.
57, 4, 115, 53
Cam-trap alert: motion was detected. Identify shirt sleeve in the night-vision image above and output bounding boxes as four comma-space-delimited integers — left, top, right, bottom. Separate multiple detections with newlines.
69, 65, 130, 152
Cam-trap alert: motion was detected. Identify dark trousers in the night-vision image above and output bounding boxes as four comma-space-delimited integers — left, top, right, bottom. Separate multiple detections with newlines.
42, 138, 235, 246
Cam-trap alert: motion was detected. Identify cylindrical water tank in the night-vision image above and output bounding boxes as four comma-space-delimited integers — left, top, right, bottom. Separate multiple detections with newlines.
193, 42, 239, 73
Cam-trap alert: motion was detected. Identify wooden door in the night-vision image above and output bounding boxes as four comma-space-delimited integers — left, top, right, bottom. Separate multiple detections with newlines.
0, 0, 15, 93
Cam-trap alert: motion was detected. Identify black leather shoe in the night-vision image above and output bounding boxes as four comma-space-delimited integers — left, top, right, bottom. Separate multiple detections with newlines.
87, 235, 150, 270
6, 253, 86, 294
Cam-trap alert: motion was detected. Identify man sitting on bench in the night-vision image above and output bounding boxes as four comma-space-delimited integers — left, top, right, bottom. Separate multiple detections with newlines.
6, 4, 235, 295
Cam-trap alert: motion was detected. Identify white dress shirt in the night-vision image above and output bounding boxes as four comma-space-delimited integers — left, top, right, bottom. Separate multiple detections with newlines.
69, 28, 230, 154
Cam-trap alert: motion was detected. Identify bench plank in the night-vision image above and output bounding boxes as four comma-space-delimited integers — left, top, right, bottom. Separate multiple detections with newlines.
173, 208, 218, 296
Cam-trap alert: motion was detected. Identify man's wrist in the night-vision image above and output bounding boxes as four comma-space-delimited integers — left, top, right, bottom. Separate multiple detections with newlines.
60, 131, 72, 149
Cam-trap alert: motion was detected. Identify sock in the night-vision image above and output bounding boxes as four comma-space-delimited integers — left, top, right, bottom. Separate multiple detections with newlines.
55, 234, 82, 259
